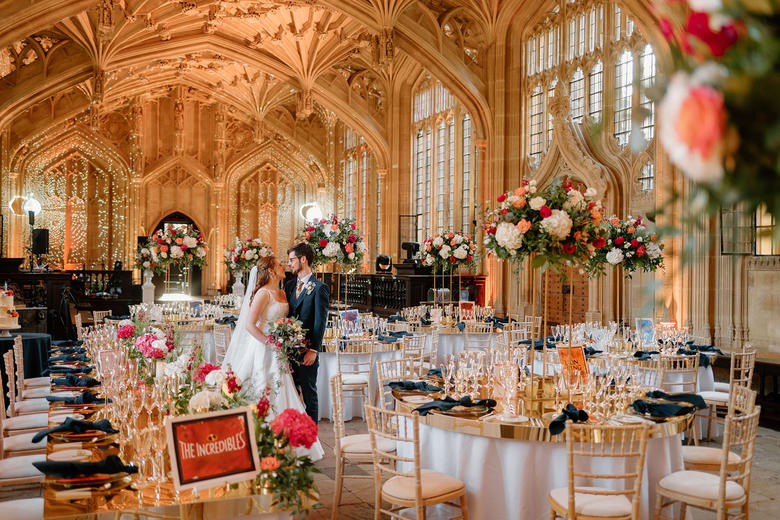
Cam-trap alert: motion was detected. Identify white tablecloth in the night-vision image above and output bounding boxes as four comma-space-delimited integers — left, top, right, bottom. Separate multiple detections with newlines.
399, 425, 684, 520
318, 349, 402, 421
430, 333, 501, 364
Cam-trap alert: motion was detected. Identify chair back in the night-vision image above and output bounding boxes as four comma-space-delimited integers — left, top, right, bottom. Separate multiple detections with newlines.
426, 328, 440, 365
336, 340, 374, 378
659, 354, 699, 394
565, 422, 651, 520
92, 310, 111, 324
330, 374, 347, 454
728, 348, 756, 391
400, 335, 425, 361
719, 406, 761, 506
376, 357, 425, 409
11, 336, 28, 394
213, 323, 232, 365
176, 319, 207, 349
2, 351, 18, 416
74, 313, 84, 341
730, 385, 757, 415
634, 360, 662, 389
364, 404, 421, 507
464, 328, 494, 353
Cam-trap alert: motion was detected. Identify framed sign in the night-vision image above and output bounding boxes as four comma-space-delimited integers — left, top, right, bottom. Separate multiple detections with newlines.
165, 407, 260, 491
189, 300, 203, 317
556, 345, 589, 385
459, 301, 475, 321
635, 318, 655, 347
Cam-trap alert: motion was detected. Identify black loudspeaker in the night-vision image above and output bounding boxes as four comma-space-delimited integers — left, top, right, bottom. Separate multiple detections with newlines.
32, 228, 49, 255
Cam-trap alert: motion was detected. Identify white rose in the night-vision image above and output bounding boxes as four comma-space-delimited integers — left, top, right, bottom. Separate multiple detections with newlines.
606, 248, 625, 265
163, 361, 183, 378
562, 190, 584, 211
244, 250, 255, 260
188, 390, 223, 412
689, 0, 721, 12
143, 261, 150, 268
645, 242, 662, 260
495, 222, 523, 251
196, 247, 206, 257
160, 251, 168, 259
453, 246, 468, 259
323, 241, 340, 257
182, 236, 198, 248
141, 248, 150, 255
438, 245, 451, 259
170, 245, 184, 258
432, 237, 444, 247
118, 319, 134, 328
424, 254, 434, 266
150, 327, 165, 339
540, 210, 573, 241
584, 187, 597, 198
529, 196, 546, 211
348, 252, 355, 260
455, 234, 463, 244
151, 338, 168, 353
205, 369, 226, 388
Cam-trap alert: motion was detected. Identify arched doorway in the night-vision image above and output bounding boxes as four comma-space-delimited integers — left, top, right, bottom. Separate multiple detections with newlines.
153, 212, 203, 297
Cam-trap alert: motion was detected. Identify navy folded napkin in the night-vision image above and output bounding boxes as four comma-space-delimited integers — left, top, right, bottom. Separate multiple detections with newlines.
633, 350, 659, 360
676, 348, 711, 368
645, 390, 706, 409
33, 455, 137, 479
388, 314, 406, 323
378, 334, 398, 343
427, 368, 442, 378
52, 374, 100, 388
216, 316, 238, 328
49, 354, 91, 363
549, 404, 589, 436
420, 318, 432, 326
520, 337, 557, 350
46, 390, 110, 405
690, 345, 725, 355
388, 380, 442, 392
631, 399, 694, 418
44, 365, 95, 376
454, 322, 465, 332
51, 340, 85, 348
584, 347, 603, 357
32, 418, 118, 443
388, 330, 412, 337
50, 347, 86, 355
103, 315, 130, 322
413, 395, 496, 416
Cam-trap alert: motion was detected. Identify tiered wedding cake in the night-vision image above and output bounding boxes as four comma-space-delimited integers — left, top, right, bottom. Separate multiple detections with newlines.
0, 289, 19, 328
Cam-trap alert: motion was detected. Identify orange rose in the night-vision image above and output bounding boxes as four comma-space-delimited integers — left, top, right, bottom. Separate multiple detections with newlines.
175, 238, 183, 245
512, 198, 526, 209
627, 226, 635, 234
426, 243, 431, 251
260, 456, 280, 471
651, 234, 657, 241
515, 219, 531, 234
610, 217, 620, 225
514, 187, 527, 197
591, 209, 602, 222
450, 239, 457, 246
345, 243, 354, 253
331, 224, 338, 231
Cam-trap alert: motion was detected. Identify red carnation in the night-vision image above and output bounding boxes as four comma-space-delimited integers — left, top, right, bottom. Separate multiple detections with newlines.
562, 243, 576, 254
497, 193, 507, 203
488, 226, 497, 235
319, 239, 328, 247
615, 237, 625, 246
592, 237, 606, 249
637, 245, 647, 258
539, 206, 552, 218
117, 324, 136, 340
271, 409, 318, 449
467, 255, 473, 262
500, 209, 509, 215
348, 234, 357, 243
630, 239, 639, 248
351, 223, 356, 230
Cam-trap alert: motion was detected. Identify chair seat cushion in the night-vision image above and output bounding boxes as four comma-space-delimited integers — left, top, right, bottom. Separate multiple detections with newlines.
0, 454, 45, 479
24, 377, 50, 388
383, 469, 464, 501
713, 382, 730, 393
549, 486, 633, 517
341, 374, 369, 386
0, 498, 44, 519
341, 434, 395, 454
682, 446, 740, 467
11, 398, 49, 414
20, 386, 50, 399
699, 391, 729, 403
659, 470, 745, 501
4, 412, 49, 431
3, 431, 45, 452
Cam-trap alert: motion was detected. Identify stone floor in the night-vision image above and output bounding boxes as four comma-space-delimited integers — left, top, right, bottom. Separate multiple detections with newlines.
310, 418, 780, 520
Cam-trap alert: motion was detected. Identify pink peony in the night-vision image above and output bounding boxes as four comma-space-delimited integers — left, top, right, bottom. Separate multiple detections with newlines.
195, 363, 220, 383
117, 324, 136, 339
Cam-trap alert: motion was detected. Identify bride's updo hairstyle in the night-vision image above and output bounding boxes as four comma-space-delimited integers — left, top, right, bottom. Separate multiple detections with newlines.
250, 256, 278, 304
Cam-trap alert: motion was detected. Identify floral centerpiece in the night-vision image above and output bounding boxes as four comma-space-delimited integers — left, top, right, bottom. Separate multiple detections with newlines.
149, 226, 209, 270
418, 231, 479, 273
265, 317, 309, 371
135, 244, 163, 274
655, 1, 780, 224
224, 238, 274, 273
482, 177, 609, 275
295, 216, 367, 270
589, 215, 665, 277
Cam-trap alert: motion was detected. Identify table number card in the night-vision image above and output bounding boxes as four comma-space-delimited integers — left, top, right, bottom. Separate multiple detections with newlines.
165, 407, 260, 491
556, 345, 589, 386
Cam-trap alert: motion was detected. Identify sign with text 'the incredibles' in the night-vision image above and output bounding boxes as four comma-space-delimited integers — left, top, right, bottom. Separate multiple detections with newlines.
165, 407, 260, 491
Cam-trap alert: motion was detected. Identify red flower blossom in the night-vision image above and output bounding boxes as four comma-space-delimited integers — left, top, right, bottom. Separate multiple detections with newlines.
347, 234, 357, 243
500, 209, 509, 215
350, 223, 356, 230
497, 193, 507, 203
592, 237, 606, 249
684, 11, 740, 58
539, 206, 552, 218
487, 226, 497, 235
630, 239, 639, 248
224, 370, 242, 394
562, 243, 576, 254
307, 226, 315, 232
160, 245, 169, 253
195, 363, 220, 383
615, 237, 625, 246
157, 238, 163, 244
467, 255, 473, 262
117, 324, 136, 339
319, 239, 328, 247
450, 257, 457, 263
637, 245, 647, 258
271, 409, 318, 449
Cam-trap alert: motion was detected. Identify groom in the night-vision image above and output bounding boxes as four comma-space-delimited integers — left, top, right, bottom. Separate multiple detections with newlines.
285, 243, 330, 422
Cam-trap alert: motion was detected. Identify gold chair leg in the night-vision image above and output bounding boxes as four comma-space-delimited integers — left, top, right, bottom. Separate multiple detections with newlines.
331, 457, 344, 520
679, 502, 687, 520
460, 493, 469, 520
654, 491, 665, 520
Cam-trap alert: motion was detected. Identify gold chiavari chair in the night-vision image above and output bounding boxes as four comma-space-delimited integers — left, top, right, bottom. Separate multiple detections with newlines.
336, 338, 374, 409
0, 353, 45, 457
176, 319, 207, 350
422, 328, 440, 369
375, 357, 426, 409
698, 347, 756, 440
548, 422, 651, 520
0, 369, 49, 436
712, 343, 754, 393
659, 354, 700, 443
212, 323, 232, 366
92, 310, 111, 325
464, 323, 494, 354
400, 335, 426, 363
12, 336, 49, 392
330, 374, 395, 520
654, 405, 761, 520
2, 352, 47, 417
74, 313, 84, 341
364, 403, 469, 520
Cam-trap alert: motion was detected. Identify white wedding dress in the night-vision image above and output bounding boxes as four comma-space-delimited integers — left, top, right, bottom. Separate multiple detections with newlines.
221, 268, 324, 461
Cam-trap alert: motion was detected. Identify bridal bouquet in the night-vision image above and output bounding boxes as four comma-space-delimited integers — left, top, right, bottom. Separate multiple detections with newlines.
418, 231, 478, 273
296, 215, 368, 269
224, 238, 274, 273
589, 215, 664, 277
483, 177, 609, 275
149, 226, 208, 270
265, 317, 309, 370
655, 0, 780, 222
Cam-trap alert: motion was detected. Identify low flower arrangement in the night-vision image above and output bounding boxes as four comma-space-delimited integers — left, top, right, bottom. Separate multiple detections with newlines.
482, 177, 609, 275
295, 215, 368, 270
148, 226, 208, 270
265, 318, 309, 372
224, 238, 274, 273
655, 1, 780, 224
589, 215, 665, 277
417, 231, 479, 273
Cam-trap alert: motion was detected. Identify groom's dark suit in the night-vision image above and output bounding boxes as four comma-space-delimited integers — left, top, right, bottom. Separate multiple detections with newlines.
285, 275, 329, 422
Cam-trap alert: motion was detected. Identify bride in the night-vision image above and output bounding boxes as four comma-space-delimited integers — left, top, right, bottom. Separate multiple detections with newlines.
221, 256, 323, 461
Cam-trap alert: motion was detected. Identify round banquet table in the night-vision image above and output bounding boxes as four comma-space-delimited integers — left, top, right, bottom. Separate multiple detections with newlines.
318, 347, 402, 421
427, 332, 502, 364
0, 332, 50, 392
397, 405, 691, 520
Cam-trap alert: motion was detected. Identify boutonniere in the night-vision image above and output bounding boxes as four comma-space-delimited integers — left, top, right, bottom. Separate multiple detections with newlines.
305, 281, 315, 295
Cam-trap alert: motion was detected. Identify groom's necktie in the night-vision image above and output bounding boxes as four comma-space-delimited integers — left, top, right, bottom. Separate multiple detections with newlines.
296, 279, 304, 298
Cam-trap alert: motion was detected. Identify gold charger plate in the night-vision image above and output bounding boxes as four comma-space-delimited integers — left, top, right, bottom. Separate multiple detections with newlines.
435, 404, 491, 419
49, 471, 131, 490
49, 430, 113, 443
